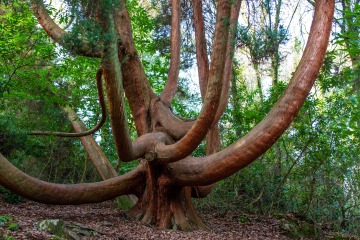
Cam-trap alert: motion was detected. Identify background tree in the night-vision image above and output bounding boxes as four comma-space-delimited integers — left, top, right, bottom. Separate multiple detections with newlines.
0, 0, 335, 231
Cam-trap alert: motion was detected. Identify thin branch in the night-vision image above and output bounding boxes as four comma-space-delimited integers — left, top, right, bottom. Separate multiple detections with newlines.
306, 0, 315, 7
160, 0, 181, 106
270, 137, 313, 211
3, 36, 38, 91
30, 69, 106, 137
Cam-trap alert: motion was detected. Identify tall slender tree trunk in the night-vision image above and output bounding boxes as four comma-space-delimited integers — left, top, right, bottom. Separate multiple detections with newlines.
254, 63, 263, 100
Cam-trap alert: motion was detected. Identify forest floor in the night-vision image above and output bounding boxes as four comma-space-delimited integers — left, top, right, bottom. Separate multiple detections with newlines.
0, 199, 358, 240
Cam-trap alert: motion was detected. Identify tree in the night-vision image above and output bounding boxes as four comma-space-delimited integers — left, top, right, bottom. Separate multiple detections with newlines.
0, 0, 334, 230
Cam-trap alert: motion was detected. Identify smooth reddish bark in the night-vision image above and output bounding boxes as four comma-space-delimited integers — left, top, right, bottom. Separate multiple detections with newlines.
0, 153, 144, 204
160, 0, 181, 106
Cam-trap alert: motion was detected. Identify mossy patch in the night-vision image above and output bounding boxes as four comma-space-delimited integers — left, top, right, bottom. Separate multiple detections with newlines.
276, 214, 320, 239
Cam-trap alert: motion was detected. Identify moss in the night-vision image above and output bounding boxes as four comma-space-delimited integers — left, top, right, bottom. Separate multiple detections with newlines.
36, 219, 64, 236
277, 214, 320, 239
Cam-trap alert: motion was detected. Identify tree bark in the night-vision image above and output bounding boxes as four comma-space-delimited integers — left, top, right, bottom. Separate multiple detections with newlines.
160, 0, 181, 106
0, 153, 144, 204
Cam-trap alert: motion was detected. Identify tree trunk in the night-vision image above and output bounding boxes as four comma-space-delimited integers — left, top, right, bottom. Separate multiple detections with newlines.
128, 162, 206, 230
254, 63, 263, 100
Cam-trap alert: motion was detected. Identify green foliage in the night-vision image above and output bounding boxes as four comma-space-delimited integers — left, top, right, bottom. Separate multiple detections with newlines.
0, 186, 22, 204
6, 223, 19, 231
0, 116, 27, 156
335, 3, 360, 59
237, 24, 288, 65
0, 215, 13, 226
0, 2, 100, 184
128, 0, 156, 55
0, 215, 19, 232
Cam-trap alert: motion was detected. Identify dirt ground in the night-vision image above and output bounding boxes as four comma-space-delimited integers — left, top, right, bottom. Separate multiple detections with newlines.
0, 199, 356, 240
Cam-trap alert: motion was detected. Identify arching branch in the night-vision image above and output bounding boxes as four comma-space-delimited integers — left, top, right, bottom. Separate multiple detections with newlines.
30, 0, 101, 57
169, 0, 335, 186
0, 153, 144, 204
155, 101, 194, 140
30, 69, 106, 137
191, 0, 220, 156
160, 0, 181, 106
155, 0, 232, 163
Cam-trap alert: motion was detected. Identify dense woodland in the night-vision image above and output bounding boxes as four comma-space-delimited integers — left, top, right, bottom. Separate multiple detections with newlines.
0, 0, 359, 237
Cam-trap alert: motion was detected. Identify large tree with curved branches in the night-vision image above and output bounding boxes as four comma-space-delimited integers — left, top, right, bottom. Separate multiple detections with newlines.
0, 0, 334, 230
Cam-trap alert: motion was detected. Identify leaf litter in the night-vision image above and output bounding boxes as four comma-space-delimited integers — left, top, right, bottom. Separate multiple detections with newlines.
0, 199, 357, 239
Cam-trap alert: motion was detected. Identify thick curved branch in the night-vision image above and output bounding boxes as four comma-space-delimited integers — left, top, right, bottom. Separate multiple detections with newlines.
214, 0, 242, 123
201, 1, 241, 156
192, 0, 209, 100
160, 0, 181, 106
192, 0, 241, 119
132, 132, 173, 161
155, 0, 232, 163
192, 1, 218, 156
155, 101, 194, 140
169, 0, 335, 186
0, 153, 144, 204
100, 12, 133, 162
193, 0, 241, 156
99, 12, 172, 163
30, 69, 106, 137
30, 0, 65, 42
113, 2, 157, 136
30, 0, 101, 57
